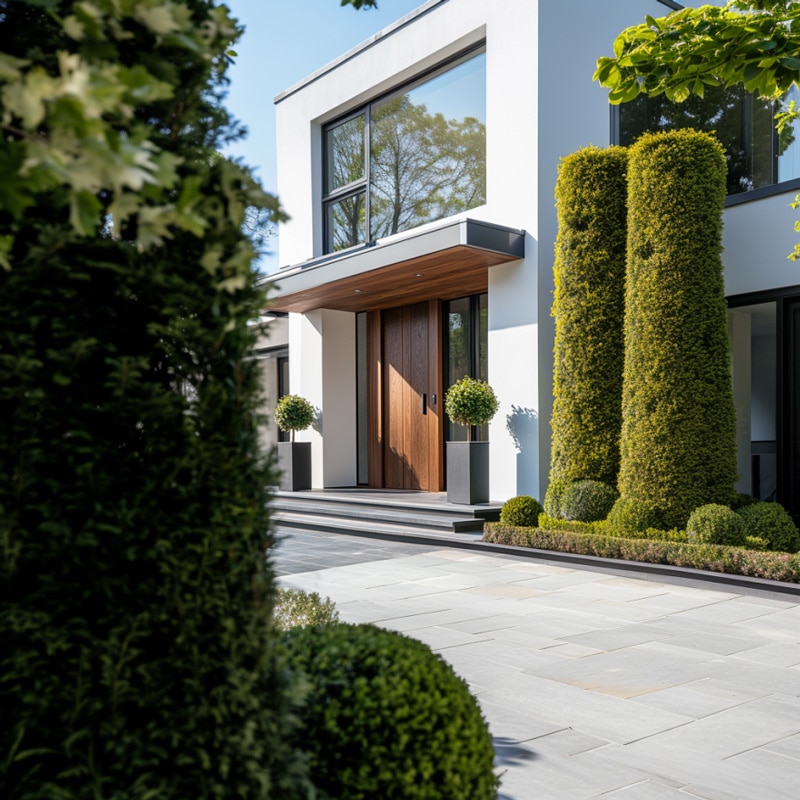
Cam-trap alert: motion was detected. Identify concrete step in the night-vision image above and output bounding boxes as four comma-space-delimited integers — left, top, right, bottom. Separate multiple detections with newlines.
272, 510, 485, 544
270, 489, 501, 536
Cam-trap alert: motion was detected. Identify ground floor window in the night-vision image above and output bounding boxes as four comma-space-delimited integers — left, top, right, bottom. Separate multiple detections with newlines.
729, 288, 800, 520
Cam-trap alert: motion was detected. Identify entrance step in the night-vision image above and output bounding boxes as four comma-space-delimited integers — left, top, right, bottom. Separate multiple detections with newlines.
271, 489, 502, 542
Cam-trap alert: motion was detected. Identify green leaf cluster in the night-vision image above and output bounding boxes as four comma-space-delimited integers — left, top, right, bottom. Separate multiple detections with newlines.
283, 623, 499, 800
0, 0, 281, 264
550, 146, 628, 486
594, 2, 800, 106
618, 129, 738, 530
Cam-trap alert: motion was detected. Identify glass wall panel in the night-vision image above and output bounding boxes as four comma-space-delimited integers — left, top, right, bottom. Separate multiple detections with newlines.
369, 53, 486, 240
445, 293, 488, 442
325, 192, 366, 252
618, 86, 779, 195
325, 113, 366, 194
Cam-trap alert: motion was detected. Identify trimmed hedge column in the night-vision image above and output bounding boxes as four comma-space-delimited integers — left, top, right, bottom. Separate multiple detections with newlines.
550, 146, 628, 485
618, 129, 737, 530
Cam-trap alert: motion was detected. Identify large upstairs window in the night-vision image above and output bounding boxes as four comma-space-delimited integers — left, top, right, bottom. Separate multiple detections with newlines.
322, 47, 486, 254
616, 84, 800, 199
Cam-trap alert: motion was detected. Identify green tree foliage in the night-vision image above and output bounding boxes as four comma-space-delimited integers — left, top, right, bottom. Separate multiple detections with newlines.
594, 0, 800, 258
0, 2, 304, 797
618, 129, 738, 530
550, 146, 628, 485
594, 1, 800, 105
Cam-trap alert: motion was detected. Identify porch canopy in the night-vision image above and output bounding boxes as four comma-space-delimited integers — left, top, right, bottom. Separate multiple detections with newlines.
264, 218, 525, 313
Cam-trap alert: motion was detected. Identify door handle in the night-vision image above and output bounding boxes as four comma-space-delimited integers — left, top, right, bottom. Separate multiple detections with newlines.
421, 392, 427, 415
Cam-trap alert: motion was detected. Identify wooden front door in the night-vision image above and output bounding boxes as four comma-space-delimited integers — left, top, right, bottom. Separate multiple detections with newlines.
367, 301, 443, 491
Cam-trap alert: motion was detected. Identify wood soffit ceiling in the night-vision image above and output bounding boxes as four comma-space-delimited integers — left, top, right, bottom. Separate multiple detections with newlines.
267, 245, 518, 313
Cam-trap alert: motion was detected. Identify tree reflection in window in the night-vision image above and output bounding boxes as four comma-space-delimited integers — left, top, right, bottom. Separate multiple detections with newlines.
619, 84, 799, 195
369, 94, 485, 239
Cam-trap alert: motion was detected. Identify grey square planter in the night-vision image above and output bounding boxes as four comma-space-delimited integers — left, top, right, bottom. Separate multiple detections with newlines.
446, 441, 489, 505
277, 441, 311, 491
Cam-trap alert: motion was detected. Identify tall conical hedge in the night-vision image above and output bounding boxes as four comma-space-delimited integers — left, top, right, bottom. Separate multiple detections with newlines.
617, 129, 738, 529
550, 146, 628, 485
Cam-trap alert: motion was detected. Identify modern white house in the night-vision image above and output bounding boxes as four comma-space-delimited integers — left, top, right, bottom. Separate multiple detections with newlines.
264, 0, 800, 520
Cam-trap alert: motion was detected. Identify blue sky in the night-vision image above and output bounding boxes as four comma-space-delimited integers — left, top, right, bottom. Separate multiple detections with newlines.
223, 0, 424, 270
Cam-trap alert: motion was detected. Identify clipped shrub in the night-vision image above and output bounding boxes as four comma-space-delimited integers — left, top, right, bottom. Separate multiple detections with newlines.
738, 502, 800, 553
550, 146, 628, 485
687, 504, 746, 546
284, 622, 498, 800
500, 495, 544, 527
618, 129, 738, 530
544, 478, 570, 518
274, 588, 339, 630
274, 394, 315, 442
445, 376, 498, 441
482, 524, 800, 583
537, 514, 600, 536
606, 497, 668, 537
561, 480, 619, 522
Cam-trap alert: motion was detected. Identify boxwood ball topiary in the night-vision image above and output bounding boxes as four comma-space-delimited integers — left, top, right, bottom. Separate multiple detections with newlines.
274, 394, 314, 442
618, 129, 738, 530
284, 622, 499, 800
500, 495, 544, 527
737, 502, 800, 553
561, 480, 619, 523
445, 377, 498, 441
686, 504, 746, 546
550, 146, 628, 486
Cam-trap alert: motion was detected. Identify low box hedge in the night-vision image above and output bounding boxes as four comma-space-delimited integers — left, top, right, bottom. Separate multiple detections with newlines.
483, 523, 800, 584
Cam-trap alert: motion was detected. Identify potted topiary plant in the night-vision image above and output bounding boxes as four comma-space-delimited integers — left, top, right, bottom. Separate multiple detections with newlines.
444, 376, 498, 504
274, 394, 315, 491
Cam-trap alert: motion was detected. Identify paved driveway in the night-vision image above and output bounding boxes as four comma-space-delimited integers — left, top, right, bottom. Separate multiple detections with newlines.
274, 530, 800, 800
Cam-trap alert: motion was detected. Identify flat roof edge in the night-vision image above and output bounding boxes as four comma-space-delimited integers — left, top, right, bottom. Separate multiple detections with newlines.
273, 0, 448, 104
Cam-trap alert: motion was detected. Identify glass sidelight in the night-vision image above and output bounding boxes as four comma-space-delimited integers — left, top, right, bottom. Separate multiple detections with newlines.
444, 293, 488, 442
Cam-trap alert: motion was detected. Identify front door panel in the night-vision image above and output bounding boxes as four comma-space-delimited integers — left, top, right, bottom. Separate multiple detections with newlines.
383, 303, 430, 489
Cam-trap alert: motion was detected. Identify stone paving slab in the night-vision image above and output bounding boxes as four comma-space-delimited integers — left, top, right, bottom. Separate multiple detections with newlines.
275, 531, 800, 799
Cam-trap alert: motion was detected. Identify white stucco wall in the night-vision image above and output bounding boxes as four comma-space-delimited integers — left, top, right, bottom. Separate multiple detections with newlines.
723, 192, 800, 296
288, 310, 357, 487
